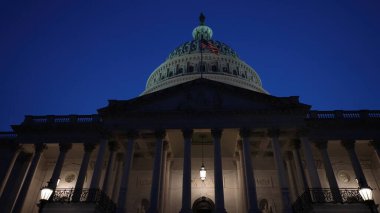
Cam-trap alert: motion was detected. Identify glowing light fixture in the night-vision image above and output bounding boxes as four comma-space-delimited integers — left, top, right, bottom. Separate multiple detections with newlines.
199, 134, 207, 181
56, 178, 60, 186
200, 163, 206, 181
40, 186, 53, 200
359, 187, 373, 201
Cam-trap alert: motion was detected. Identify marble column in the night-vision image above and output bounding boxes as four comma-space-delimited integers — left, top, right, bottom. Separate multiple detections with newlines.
268, 129, 292, 212
179, 129, 193, 213
0, 143, 21, 196
159, 142, 170, 213
162, 154, 172, 212
370, 140, 380, 163
73, 143, 96, 202
13, 143, 47, 213
239, 129, 260, 213
116, 131, 137, 213
112, 153, 124, 202
148, 130, 166, 213
341, 140, 369, 188
89, 139, 108, 190
48, 143, 72, 189
102, 141, 118, 196
290, 139, 309, 195
315, 140, 342, 203
300, 137, 322, 189
284, 152, 298, 202
211, 129, 227, 212
236, 142, 248, 213
0, 152, 32, 213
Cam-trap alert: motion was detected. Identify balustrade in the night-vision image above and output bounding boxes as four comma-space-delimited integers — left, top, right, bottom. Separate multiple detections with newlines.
49, 188, 116, 213
293, 188, 365, 213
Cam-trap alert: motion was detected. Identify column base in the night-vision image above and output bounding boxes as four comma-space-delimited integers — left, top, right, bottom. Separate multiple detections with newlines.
215, 207, 227, 213
248, 209, 262, 213
115, 207, 126, 213
179, 208, 192, 213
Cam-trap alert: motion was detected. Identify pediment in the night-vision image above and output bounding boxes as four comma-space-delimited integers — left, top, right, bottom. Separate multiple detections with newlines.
99, 78, 310, 117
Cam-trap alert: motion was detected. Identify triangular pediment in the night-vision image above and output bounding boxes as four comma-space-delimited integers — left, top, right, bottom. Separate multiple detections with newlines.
99, 78, 310, 116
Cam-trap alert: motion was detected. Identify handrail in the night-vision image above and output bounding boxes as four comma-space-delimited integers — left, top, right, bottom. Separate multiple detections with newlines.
307, 110, 380, 120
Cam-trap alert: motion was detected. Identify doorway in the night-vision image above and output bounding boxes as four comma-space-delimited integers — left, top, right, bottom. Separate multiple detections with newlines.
192, 196, 215, 213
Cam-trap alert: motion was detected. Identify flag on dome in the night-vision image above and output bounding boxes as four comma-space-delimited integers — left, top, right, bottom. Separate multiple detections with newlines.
201, 39, 219, 54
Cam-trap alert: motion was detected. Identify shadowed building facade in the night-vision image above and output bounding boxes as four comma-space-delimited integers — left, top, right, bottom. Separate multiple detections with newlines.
0, 14, 380, 213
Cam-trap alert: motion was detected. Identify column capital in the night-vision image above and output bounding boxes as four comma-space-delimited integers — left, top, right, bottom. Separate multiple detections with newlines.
34, 143, 47, 153
181, 129, 193, 139
108, 140, 119, 152
289, 139, 301, 150
314, 140, 328, 150
116, 152, 124, 161
211, 128, 223, 139
239, 128, 251, 138
59, 143, 72, 152
84, 143, 97, 153
19, 152, 33, 162
370, 140, 380, 151
296, 128, 310, 138
163, 140, 170, 151
155, 129, 166, 140
236, 140, 243, 150
341, 140, 356, 151
126, 130, 138, 140
0, 141, 22, 151
267, 128, 280, 138
284, 151, 293, 161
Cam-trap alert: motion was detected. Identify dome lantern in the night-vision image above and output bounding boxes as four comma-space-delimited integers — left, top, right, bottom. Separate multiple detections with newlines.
192, 13, 213, 40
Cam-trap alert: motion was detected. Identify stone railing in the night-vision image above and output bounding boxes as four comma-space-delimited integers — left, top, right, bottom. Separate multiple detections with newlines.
293, 188, 363, 213
49, 188, 115, 213
0, 132, 17, 139
23, 114, 101, 125
307, 110, 380, 120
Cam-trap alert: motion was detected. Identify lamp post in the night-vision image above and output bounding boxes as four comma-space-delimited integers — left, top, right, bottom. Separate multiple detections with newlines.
38, 185, 53, 213
359, 187, 378, 213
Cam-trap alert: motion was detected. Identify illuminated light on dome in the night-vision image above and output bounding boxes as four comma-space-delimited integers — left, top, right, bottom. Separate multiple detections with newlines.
142, 13, 269, 95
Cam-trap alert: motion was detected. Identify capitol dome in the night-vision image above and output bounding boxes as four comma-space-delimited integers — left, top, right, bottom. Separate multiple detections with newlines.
142, 14, 269, 95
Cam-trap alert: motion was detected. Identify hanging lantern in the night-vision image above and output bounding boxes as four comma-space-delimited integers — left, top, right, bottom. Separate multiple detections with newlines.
40, 186, 53, 201
200, 163, 206, 181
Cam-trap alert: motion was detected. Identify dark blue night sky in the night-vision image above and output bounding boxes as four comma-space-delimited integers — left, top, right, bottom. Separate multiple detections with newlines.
1, 1, 380, 130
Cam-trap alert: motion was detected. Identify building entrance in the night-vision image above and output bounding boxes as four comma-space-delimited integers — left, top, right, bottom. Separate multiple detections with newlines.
192, 196, 215, 213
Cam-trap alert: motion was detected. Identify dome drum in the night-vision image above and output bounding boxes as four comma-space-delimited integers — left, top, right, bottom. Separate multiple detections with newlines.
143, 53, 267, 95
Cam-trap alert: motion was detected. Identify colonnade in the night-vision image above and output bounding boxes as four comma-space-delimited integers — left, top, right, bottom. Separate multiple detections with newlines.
0, 129, 379, 213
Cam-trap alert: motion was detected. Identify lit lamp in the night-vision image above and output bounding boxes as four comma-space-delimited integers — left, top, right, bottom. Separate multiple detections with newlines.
359, 186, 378, 213
199, 134, 207, 182
38, 185, 53, 213
359, 187, 373, 201
200, 163, 206, 181
40, 186, 53, 201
